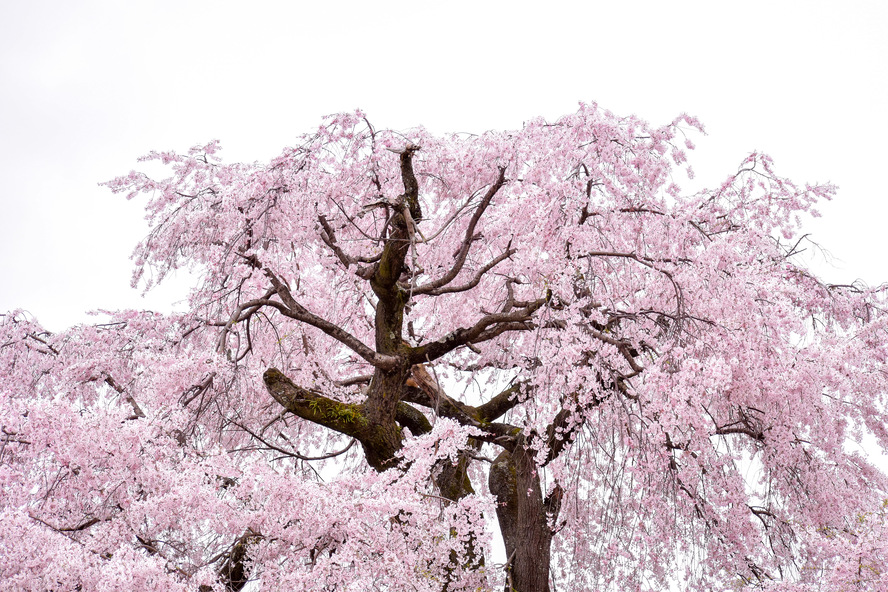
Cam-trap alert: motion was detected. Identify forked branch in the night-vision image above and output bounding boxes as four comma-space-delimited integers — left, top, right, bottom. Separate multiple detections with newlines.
263, 269, 398, 369
406, 295, 548, 365
414, 167, 507, 295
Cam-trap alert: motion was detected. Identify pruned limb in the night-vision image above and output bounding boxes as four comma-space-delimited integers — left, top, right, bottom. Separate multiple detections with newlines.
336, 374, 373, 387
263, 368, 370, 438
401, 380, 481, 429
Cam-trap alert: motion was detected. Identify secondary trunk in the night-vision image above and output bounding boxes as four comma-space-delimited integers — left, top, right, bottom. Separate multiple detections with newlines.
489, 446, 555, 592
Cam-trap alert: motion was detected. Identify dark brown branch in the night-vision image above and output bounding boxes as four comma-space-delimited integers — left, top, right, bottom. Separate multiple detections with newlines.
580, 325, 644, 375
29, 513, 102, 533
406, 295, 548, 365
414, 167, 507, 295
317, 214, 381, 268
263, 368, 370, 438
470, 321, 536, 345
263, 269, 398, 370
398, 143, 421, 219
25, 332, 60, 355
583, 250, 685, 321
216, 289, 276, 354
264, 367, 405, 470
180, 372, 216, 407
1, 427, 31, 446
318, 214, 356, 268
231, 418, 358, 461
420, 246, 516, 297
542, 408, 583, 465
395, 402, 433, 436
215, 531, 262, 592
102, 374, 146, 419
335, 374, 373, 387
477, 382, 524, 422
59, 517, 101, 532
400, 384, 519, 448
714, 425, 766, 441
363, 145, 421, 354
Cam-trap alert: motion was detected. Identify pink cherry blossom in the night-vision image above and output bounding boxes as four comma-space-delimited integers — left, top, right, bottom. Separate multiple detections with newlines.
2, 104, 887, 591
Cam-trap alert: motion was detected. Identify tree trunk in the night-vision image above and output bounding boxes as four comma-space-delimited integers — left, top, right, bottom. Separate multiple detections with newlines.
489, 446, 554, 592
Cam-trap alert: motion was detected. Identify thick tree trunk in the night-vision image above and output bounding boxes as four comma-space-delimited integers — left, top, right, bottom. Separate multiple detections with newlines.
489, 446, 554, 592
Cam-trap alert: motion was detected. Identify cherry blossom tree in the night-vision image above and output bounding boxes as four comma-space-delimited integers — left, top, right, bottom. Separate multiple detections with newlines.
2, 104, 887, 591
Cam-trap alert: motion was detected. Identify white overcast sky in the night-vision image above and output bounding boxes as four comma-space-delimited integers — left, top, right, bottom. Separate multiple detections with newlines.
1, 0, 886, 332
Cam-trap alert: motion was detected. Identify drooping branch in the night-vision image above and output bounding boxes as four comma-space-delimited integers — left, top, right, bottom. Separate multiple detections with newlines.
583, 250, 685, 322
215, 288, 276, 355
29, 513, 106, 536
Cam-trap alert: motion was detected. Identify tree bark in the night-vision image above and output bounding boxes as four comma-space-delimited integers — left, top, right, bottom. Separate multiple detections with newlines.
260, 145, 564, 591
489, 444, 555, 592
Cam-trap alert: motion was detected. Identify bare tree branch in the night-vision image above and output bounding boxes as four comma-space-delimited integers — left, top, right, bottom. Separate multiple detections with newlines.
406, 295, 548, 365
420, 246, 516, 297
414, 167, 507, 295
477, 382, 524, 422
263, 269, 398, 370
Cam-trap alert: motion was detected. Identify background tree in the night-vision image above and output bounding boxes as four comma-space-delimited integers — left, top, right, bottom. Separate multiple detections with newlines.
2, 105, 887, 591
